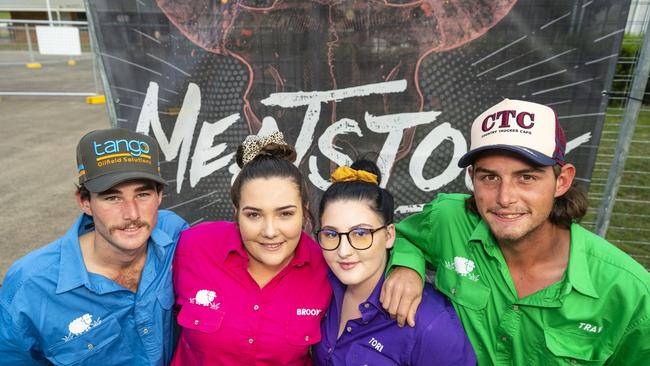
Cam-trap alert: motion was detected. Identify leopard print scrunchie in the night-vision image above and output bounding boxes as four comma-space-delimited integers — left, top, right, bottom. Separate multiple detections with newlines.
241, 131, 288, 166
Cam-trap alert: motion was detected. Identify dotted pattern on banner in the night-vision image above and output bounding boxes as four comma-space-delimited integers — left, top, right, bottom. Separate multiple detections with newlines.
389, 47, 497, 221
180, 49, 250, 222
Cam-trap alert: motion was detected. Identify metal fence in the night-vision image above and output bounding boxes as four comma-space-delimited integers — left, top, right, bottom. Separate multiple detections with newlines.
584, 1, 650, 269
0, 19, 101, 97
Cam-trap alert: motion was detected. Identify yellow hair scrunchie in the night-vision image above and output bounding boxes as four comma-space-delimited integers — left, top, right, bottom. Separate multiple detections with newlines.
330, 166, 378, 185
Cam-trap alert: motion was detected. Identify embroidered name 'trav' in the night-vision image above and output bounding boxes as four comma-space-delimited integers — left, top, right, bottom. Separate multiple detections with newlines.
579, 322, 603, 333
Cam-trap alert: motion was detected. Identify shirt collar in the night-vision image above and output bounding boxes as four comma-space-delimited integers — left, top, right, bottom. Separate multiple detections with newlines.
468, 220, 502, 258
148, 217, 175, 260
219, 223, 244, 263
566, 224, 599, 299
291, 232, 312, 266
468, 219, 492, 243
328, 270, 387, 323
56, 212, 173, 294
470, 218, 599, 299
56, 214, 94, 294
360, 273, 386, 322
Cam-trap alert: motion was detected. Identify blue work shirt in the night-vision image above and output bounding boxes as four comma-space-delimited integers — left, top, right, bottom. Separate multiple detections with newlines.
0, 210, 188, 366
313, 271, 476, 366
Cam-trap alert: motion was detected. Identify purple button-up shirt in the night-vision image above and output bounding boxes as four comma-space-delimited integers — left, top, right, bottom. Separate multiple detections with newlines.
313, 272, 476, 366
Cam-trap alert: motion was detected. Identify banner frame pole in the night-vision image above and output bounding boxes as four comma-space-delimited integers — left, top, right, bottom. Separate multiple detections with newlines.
84, 0, 118, 126
45, 0, 53, 27
595, 23, 650, 237
25, 24, 35, 63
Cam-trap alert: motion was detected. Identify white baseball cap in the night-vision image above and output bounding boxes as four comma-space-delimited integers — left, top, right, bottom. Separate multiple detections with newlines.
458, 99, 567, 168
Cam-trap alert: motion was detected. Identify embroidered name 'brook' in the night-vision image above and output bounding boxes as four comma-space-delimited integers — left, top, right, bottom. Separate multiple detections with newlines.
297, 308, 322, 316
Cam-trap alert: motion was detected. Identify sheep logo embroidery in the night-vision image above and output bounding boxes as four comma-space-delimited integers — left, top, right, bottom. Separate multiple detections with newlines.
62, 313, 103, 342
443, 256, 480, 282
189, 289, 221, 310
454, 257, 475, 276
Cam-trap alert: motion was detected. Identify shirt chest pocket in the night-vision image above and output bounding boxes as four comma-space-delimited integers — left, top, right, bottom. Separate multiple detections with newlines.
47, 316, 132, 366
177, 303, 225, 333
345, 343, 400, 366
285, 320, 322, 346
435, 267, 490, 311
157, 268, 175, 310
542, 328, 614, 365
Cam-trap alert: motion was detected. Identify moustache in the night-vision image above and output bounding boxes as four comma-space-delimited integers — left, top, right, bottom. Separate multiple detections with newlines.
108, 219, 150, 235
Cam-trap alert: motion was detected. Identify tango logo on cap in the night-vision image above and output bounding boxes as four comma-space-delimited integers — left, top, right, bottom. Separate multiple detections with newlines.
90, 138, 152, 168
76, 128, 166, 193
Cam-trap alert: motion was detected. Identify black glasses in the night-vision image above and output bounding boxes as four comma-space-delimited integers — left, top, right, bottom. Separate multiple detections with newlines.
315, 226, 387, 251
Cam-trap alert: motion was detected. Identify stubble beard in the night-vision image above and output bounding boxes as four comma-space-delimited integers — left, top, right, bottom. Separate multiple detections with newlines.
491, 216, 549, 248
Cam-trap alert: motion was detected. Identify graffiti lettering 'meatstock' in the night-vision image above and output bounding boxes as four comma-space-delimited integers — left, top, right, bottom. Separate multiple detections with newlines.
136, 80, 468, 193
259, 80, 456, 190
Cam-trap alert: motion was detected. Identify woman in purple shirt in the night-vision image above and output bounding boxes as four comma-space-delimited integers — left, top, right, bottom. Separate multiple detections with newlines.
312, 160, 476, 366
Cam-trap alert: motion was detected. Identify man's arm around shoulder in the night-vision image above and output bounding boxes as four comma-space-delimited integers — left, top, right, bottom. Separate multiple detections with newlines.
388, 193, 467, 279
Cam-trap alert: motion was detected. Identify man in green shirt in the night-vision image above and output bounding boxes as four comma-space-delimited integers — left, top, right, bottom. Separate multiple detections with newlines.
386, 99, 650, 364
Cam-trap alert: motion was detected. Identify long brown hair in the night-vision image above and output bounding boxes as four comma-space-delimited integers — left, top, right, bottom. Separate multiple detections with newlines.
465, 165, 588, 229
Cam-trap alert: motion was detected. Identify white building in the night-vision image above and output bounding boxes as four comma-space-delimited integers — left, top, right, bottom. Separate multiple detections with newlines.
0, 0, 86, 21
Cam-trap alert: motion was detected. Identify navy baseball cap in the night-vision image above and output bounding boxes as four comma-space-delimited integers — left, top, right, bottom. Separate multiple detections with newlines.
458, 99, 567, 168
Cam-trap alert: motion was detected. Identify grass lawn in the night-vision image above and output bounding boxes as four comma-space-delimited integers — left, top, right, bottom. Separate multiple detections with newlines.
583, 107, 650, 270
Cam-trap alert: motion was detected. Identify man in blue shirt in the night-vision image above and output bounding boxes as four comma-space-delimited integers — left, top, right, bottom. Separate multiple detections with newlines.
0, 129, 188, 365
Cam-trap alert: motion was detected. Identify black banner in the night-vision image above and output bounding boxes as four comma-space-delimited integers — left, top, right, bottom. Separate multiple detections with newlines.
86, 0, 630, 224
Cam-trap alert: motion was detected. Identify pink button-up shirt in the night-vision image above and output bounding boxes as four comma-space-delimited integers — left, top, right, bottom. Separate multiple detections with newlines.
171, 221, 331, 366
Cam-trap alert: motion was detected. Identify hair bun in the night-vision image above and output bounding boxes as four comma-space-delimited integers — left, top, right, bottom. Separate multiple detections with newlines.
258, 143, 297, 162
350, 159, 382, 185
319, 158, 394, 226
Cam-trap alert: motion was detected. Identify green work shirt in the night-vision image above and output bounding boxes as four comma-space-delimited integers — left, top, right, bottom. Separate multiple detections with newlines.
389, 193, 650, 365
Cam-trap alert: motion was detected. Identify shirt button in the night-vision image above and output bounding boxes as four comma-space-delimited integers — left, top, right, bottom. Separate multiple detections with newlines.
451, 288, 457, 295
142, 327, 149, 335
248, 338, 254, 344
253, 304, 260, 311
87, 343, 94, 350
346, 326, 352, 333
194, 320, 200, 326
501, 336, 508, 342
513, 305, 519, 311
570, 359, 577, 365
328, 347, 333, 354
305, 336, 310, 342
363, 303, 370, 308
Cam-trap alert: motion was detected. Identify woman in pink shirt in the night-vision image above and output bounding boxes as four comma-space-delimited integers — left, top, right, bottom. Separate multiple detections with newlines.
171, 132, 331, 365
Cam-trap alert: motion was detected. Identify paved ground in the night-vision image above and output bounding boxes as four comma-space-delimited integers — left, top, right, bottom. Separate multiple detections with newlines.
0, 54, 108, 282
